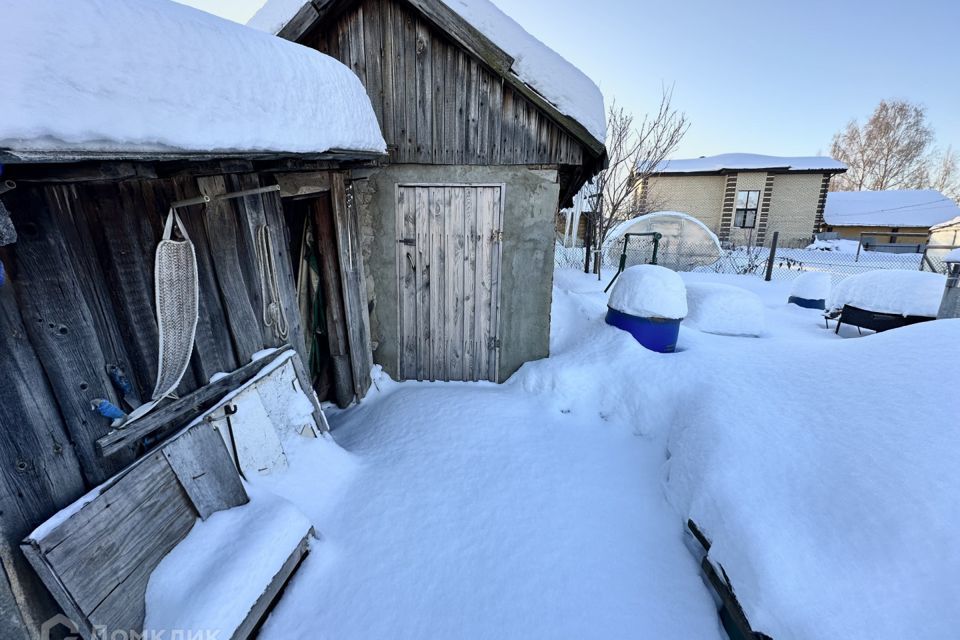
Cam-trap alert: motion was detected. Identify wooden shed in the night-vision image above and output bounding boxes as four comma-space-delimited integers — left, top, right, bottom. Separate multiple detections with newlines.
251, 0, 608, 382
0, 2, 386, 636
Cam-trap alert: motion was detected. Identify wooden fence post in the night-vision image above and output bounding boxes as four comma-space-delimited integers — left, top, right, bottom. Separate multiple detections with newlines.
764, 231, 779, 282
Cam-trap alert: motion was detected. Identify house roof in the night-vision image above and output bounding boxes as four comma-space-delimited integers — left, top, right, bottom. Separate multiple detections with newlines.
0, 0, 386, 163
824, 190, 960, 228
249, 0, 607, 153
653, 153, 846, 175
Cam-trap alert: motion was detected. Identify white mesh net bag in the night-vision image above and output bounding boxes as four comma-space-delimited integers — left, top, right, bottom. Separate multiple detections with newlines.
151, 209, 199, 401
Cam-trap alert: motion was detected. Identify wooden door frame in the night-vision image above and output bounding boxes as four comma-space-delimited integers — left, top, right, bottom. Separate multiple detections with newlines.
394, 182, 506, 381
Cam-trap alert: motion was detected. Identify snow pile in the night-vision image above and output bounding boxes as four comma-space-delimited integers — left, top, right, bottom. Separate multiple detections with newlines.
683, 282, 765, 337
824, 190, 960, 228
943, 247, 960, 263
789, 272, 831, 301
654, 153, 846, 174
665, 319, 960, 640
608, 265, 687, 319
828, 270, 946, 317
144, 486, 313, 637
806, 237, 862, 252
1, 0, 385, 157
249, 0, 606, 144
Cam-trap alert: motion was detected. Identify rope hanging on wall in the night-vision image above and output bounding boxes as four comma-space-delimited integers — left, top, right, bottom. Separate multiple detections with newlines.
151, 208, 199, 401
255, 224, 289, 341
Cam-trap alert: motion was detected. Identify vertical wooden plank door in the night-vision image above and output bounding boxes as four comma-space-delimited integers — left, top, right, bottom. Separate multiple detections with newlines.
397, 184, 503, 382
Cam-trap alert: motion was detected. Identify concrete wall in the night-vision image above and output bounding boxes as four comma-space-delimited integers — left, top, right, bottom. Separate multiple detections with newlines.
353, 164, 560, 382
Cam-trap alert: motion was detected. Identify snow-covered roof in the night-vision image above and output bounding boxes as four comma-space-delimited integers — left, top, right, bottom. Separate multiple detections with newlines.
944, 247, 960, 263
654, 153, 846, 174
931, 216, 960, 231
824, 190, 960, 228
0, 0, 386, 160
249, 0, 606, 145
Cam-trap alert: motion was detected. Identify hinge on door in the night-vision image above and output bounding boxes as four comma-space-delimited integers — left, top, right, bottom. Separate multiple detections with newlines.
487, 337, 501, 351
490, 230, 503, 243
398, 238, 416, 246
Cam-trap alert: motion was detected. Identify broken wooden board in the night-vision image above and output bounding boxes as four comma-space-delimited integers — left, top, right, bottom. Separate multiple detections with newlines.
221, 386, 289, 478
22, 422, 249, 639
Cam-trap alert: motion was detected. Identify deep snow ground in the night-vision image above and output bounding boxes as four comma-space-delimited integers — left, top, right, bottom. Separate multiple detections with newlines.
245, 267, 955, 639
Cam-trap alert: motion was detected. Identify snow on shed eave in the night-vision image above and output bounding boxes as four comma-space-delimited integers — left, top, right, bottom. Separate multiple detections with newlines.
248, 0, 607, 151
1, 0, 386, 159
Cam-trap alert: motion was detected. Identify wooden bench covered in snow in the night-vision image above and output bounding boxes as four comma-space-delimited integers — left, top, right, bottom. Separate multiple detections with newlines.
22, 349, 320, 640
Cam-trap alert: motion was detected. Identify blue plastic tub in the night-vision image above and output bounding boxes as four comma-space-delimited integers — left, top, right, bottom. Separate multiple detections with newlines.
787, 295, 825, 310
605, 306, 681, 353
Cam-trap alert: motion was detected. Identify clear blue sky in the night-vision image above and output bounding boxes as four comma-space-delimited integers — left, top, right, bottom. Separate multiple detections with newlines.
183, 0, 960, 159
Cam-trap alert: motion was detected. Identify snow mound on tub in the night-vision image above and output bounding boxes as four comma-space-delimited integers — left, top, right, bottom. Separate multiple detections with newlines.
607, 265, 687, 319
828, 269, 946, 317
789, 272, 831, 301
683, 282, 765, 336
664, 319, 960, 640
1, 0, 385, 157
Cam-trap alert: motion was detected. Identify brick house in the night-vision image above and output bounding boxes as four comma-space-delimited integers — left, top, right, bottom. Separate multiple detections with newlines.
634, 153, 847, 248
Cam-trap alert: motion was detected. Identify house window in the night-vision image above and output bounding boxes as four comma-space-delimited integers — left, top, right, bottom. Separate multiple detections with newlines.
734, 190, 760, 228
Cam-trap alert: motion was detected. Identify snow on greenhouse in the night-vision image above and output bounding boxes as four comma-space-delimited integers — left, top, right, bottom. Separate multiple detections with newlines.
603, 211, 723, 270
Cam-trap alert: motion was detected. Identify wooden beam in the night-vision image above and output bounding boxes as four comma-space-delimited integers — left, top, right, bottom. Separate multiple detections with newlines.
330, 173, 373, 400
311, 195, 355, 408
96, 349, 290, 458
161, 423, 249, 520
228, 531, 313, 640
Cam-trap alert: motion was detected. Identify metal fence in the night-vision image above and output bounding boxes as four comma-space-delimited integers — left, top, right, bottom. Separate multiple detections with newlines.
555, 239, 951, 285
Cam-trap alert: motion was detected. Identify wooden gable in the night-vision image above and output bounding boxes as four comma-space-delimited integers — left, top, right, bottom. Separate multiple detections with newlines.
294, 0, 600, 168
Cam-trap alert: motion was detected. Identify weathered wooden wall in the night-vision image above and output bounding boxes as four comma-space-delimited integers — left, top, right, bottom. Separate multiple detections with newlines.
0, 170, 310, 637
306, 0, 586, 167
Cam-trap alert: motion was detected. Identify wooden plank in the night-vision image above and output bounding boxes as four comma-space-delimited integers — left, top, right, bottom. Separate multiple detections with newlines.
402, 9, 418, 161
162, 423, 249, 520
96, 349, 291, 458
20, 543, 93, 639
488, 76, 504, 164
415, 186, 430, 380
433, 187, 448, 380
500, 87, 515, 164
397, 187, 418, 380
360, 0, 384, 129
310, 195, 354, 408
43, 454, 197, 621
0, 278, 87, 638
331, 174, 374, 398
488, 186, 504, 381
379, 0, 397, 148
453, 51, 467, 165
167, 183, 240, 383
431, 32, 446, 164
443, 45, 458, 165
462, 187, 478, 380
391, 2, 409, 161
446, 187, 465, 379
415, 18, 433, 163
228, 531, 313, 640
197, 176, 266, 362
476, 67, 491, 164
6, 187, 132, 484
465, 58, 480, 162
474, 187, 493, 380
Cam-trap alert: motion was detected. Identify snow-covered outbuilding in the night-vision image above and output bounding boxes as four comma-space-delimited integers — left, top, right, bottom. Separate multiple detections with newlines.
823, 189, 960, 245
636, 153, 847, 248
0, 1, 390, 635
250, 0, 608, 384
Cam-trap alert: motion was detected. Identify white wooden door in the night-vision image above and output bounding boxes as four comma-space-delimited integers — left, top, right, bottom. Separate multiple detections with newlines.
396, 184, 504, 382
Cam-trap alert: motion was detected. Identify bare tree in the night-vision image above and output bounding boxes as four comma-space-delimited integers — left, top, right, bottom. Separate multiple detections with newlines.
830, 99, 934, 191
926, 146, 960, 201
584, 87, 689, 272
